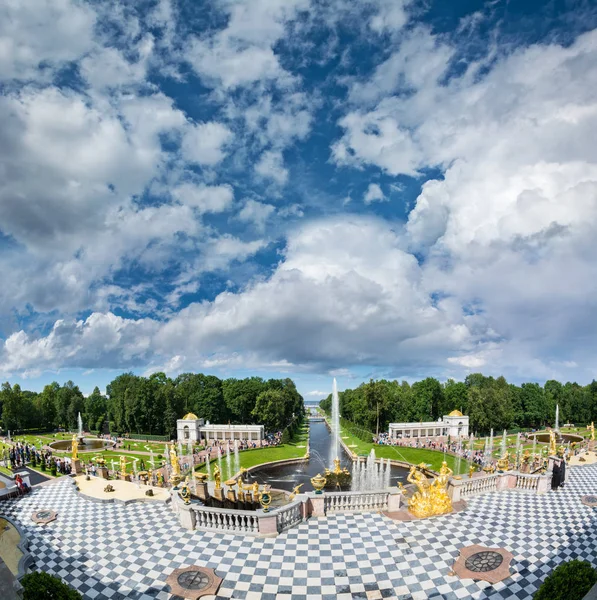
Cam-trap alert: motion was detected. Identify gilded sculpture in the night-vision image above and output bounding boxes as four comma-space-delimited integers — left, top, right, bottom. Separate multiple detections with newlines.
71, 435, 79, 461
213, 465, 221, 490
403, 462, 453, 518
549, 430, 557, 456
588, 422, 595, 441
289, 483, 303, 500
119, 455, 127, 475
169, 444, 181, 477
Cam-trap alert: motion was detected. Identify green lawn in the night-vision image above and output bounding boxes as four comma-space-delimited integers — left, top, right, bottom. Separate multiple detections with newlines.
196, 425, 309, 479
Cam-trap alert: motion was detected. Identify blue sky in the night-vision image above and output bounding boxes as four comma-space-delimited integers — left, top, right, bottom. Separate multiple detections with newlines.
1, 0, 597, 400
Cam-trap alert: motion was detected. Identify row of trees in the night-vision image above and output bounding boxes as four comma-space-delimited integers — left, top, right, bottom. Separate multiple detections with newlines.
319, 374, 597, 435
0, 373, 305, 437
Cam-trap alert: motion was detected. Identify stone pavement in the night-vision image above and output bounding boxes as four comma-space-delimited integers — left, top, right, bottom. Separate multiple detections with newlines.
0, 464, 596, 599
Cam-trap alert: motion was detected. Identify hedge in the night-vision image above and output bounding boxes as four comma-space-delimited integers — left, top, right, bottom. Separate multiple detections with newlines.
534, 560, 597, 600
21, 571, 82, 599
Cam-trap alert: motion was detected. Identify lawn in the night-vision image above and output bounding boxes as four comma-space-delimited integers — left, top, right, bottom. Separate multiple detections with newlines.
195, 424, 309, 478
340, 428, 469, 474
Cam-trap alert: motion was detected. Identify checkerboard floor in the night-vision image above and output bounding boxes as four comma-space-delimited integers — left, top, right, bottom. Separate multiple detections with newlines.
2, 465, 597, 599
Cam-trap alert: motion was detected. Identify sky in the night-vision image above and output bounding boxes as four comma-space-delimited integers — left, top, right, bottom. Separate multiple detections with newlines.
1, 0, 597, 401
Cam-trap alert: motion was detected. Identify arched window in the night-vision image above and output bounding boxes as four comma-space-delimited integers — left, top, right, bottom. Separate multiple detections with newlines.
184, 425, 190, 440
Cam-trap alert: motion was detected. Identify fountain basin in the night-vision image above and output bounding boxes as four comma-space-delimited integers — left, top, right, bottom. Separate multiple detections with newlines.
49, 438, 115, 452
528, 432, 583, 444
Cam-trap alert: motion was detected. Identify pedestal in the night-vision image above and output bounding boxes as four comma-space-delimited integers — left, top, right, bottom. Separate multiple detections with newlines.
213, 487, 224, 502
227, 489, 237, 503
98, 466, 109, 479
71, 459, 83, 475
119, 473, 131, 482
195, 481, 208, 501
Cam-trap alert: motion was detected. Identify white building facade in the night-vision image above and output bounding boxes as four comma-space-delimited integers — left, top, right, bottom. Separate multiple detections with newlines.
176, 413, 264, 443
388, 410, 469, 439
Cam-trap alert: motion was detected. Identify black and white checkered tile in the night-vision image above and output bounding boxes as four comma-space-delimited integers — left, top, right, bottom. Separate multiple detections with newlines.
2, 465, 597, 599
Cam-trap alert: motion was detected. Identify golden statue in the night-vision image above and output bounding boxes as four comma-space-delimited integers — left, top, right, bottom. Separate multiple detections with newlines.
289, 483, 303, 500
252, 481, 259, 496
180, 476, 191, 504
468, 464, 476, 479
169, 444, 181, 477
157, 471, 164, 487
213, 465, 221, 490
404, 462, 453, 518
237, 475, 243, 493
71, 435, 79, 460
588, 422, 595, 441
119, 455, 127, 475
549, 430, 557, 456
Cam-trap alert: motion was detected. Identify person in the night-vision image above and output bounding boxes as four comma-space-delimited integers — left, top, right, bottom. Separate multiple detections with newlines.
15, 474, 28, 494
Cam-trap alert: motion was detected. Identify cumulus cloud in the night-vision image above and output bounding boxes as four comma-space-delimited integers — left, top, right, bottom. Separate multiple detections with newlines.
181, 121, 233, 166
363, 183, 386, 204
238, 200, 276, 231
255, 149, 289, 185
172, 183, 235, 213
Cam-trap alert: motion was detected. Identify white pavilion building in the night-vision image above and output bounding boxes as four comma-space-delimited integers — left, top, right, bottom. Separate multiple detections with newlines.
388, 410, 469, 440
176, 413, 264, 443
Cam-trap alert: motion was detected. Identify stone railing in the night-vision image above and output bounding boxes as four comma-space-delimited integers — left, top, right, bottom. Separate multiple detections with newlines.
171, 491, 308, 536
449, 470, 551, 502
515, 473, 541, 492
276, 499, 303, 532
323, 490, 390, 514
458, 473, 499, 498
192, 505, 260, 534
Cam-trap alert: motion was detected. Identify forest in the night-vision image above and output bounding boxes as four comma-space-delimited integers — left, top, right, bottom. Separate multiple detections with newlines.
0, 373, 304, 437
319, 374, 597, 436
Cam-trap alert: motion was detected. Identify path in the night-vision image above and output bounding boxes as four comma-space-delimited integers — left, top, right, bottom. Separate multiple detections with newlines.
2, 463, 597, 598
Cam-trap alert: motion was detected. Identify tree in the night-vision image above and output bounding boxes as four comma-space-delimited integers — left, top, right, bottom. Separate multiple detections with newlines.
520, 383, 546, 428
442, 380, 468, 417
1, 382, 23, 431
84, 387, 107, 432
252, 389, 287, 431
411, 378, 443, 421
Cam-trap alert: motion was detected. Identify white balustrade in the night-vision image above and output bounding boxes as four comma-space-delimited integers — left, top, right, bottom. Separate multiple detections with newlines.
460, 474, 499, 498
515, 473, 540, 492
323, 490, 389, 514
276, 500, 303, 532
192, 505, 259, 534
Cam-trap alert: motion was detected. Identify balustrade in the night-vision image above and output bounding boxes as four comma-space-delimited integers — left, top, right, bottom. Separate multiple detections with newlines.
459, 474, 499, 498
515, 473, 540, 492
276, 500, 303, 532
323, 490, 389, 514
192, 505, 260, 534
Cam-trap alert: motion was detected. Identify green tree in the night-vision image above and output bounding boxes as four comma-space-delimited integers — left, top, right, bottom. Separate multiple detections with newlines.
84, 387, 107, 432
1, 382, 23, 431
442, 380, 468, 416
534, 560, 597, 600
21, 571, 82, 600
411, 378, 443, 421
252, 389, 286, 431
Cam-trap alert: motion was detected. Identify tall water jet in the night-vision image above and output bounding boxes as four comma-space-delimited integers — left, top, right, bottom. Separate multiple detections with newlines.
515, 433, 521, 469
205, 453, 212, 478
500, 430, 507, 457
77, 412, 83, 439
217, 448, 223, 478
226, 445, 232, 479
234, 439, 240, 475
385, 458, 392, 488
329, 378, 341, 465
489, 429, 494, 457
555, 404, 560, 433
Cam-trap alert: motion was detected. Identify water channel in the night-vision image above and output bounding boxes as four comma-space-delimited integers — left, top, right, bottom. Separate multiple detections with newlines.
246, 420, 409, 492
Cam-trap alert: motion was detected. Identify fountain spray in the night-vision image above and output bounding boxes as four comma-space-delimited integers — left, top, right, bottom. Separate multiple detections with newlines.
555, 404, 560, 432
330, 378, 341, 465
78, 412, 83, 439
234, 439, 240, 475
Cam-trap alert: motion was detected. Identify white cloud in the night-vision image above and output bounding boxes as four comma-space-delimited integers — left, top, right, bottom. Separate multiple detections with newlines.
186, 0, 309, 89
238, 200, 276, 231
368, 0, 412, 34
363, 183, 386, 204
181, 121, 233, 166
173, 183, 235, 213
255, 150, 289, 185
0, 0, 96, 80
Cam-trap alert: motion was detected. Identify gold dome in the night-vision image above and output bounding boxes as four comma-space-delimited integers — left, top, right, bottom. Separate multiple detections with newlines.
448, 409, 464, 417
182, 412, 199, 421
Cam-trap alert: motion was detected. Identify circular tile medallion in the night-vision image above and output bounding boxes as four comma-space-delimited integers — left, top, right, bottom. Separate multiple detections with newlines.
465, 550, 504, 573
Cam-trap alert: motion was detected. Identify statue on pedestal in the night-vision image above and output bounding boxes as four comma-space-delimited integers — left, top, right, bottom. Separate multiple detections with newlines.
213, 465, 221, 490
405, 462, 453, 518
71, 435, 79, 461
169, 444, 181, 478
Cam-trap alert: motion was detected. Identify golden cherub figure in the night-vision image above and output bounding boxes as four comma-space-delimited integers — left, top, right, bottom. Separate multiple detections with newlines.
289, 483, 303, 500
213, 465, 221, 489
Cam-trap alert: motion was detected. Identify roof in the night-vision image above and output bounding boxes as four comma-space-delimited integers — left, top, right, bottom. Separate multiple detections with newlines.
182, 413, 199, 421
447, 409, 464, 417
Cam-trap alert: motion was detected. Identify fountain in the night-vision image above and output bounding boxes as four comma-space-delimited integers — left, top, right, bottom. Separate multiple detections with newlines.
329, 378, 341, 465
49, 412, 114, 452
528, 404, 582, 445
226, 445, 232, 480
234, 440, 240, 475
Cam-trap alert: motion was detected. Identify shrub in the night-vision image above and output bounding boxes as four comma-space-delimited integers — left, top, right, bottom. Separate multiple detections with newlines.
30, 454, 37, 468
21, 571, 82, 599
50, 462, 57, 477
534, 560, 597, 600
40, 460, 46, 472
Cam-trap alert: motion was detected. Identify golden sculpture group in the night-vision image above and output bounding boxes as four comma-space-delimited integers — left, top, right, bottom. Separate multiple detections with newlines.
400, 461, 453, 519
